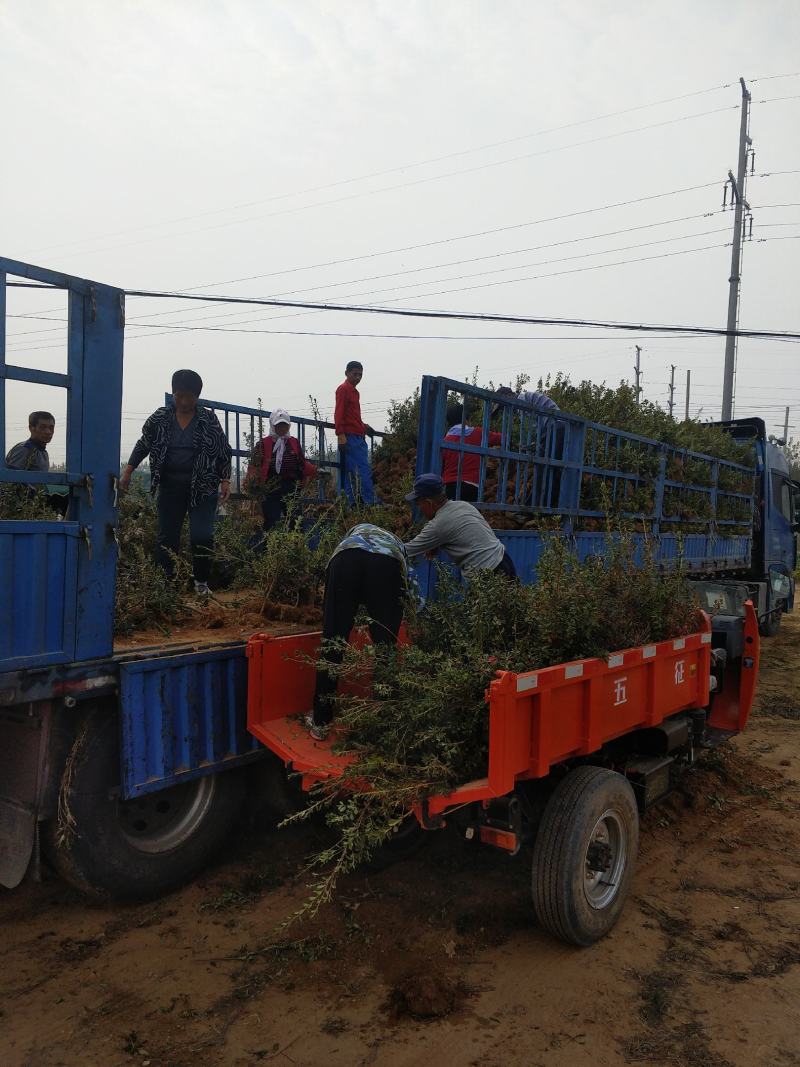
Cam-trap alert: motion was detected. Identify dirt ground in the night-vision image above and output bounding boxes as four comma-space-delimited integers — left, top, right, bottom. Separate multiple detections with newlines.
114, 589, 322, 653
3, 617, 799, 1067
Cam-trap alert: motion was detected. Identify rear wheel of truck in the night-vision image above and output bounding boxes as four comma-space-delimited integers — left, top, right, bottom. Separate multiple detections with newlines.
45, 708, 246, 899
759, 610, 782, 637
531, 766, 638, 946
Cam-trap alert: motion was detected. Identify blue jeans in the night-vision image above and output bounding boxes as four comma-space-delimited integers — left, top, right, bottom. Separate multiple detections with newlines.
341, 434, 379, 505
157, 480, 218, 582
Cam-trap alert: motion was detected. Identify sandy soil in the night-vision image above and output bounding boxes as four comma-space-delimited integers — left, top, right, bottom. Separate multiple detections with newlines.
3, 617, 799, 1067
114, 589, 322, 653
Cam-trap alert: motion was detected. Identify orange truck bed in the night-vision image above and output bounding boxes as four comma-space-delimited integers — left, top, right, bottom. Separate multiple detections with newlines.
246, 604, 760, 815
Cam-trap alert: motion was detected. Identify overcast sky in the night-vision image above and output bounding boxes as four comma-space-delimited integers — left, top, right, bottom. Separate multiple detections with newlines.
3, 0, 799, 462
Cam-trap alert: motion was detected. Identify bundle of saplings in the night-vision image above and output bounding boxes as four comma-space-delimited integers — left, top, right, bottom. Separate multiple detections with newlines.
284, 531, 700, 917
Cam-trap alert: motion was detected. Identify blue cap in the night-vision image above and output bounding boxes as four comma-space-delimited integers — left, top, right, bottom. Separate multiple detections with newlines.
405, 472, 445, 501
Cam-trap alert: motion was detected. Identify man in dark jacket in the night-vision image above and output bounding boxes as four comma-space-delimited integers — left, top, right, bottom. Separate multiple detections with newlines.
5, 411, 55, 472
119, 369, 232, 595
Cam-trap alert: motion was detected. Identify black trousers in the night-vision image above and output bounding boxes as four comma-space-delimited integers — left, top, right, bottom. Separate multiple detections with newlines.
445, 481, 479, 502
157, 480, 217, 583
313, 549, 405, 725
494, 550, 517, 580
261, 482, 299, 531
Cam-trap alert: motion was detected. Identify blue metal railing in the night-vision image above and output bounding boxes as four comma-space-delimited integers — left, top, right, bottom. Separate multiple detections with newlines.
163, 394, 384, 499
415, 375, 756, 578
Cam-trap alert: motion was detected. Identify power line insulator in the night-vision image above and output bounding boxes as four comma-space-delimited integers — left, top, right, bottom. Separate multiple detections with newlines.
722, 181, 729, 209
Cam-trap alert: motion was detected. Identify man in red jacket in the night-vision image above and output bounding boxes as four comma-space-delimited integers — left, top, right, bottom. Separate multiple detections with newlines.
441, 401, 503, 502
335, 361, 379, 505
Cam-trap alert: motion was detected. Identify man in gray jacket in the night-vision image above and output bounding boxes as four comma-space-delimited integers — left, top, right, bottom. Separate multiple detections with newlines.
5, 411, 55, 472
404, 473, 517, 579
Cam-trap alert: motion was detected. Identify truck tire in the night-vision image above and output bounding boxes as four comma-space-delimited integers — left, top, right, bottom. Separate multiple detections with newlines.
367, 814, 426, 870
45, 708, 246, 899
759, 611, 781, 637
531, 766, 638, 946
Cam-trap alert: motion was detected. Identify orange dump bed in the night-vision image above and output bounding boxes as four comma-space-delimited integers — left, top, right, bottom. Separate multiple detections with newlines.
246, 605, 760, 816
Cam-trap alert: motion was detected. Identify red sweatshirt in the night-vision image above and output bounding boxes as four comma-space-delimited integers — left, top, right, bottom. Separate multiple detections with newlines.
334, 379, 366, 436
442, 426, 502, 486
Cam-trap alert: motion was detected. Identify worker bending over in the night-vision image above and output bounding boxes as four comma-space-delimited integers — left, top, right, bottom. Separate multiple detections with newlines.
309, 523, 410, 739
403, 473, 517, 579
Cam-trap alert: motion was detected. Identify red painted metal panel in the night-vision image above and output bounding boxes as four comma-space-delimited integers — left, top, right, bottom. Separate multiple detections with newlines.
247, 614, 720, 821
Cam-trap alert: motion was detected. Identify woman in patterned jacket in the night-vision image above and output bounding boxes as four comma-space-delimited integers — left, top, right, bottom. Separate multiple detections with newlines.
119, 369, 232, 595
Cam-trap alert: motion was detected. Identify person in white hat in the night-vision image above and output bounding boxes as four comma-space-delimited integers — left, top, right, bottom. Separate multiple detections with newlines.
246, 409, 309, 531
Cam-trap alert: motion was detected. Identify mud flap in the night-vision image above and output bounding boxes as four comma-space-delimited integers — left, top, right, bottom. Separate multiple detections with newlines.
0, 702, 53, 888
0, 798, 35, 888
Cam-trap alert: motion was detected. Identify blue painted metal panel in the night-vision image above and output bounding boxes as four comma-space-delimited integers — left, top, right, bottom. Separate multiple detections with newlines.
4, 365, 70, 389
0, 259, 124, 673
118, 645, 261, 799
73, 284, 124, 662
0, 521, 79, 669
414, 527, 755, 602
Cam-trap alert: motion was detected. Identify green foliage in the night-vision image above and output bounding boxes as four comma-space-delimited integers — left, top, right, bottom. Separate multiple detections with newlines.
540, 372, 753, 466
782, 438, 800, 481
0, 484, 61, 520
114, 486, 189, 635
286, 529, 701, 921
372, 388, 420, 463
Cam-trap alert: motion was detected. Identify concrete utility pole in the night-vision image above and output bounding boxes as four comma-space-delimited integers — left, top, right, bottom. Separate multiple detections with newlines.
634, 345, 642, 404
721, 77, 752, 421
784, 406, 790, 442
684, 369, 691, 421
668, 365, 676, 418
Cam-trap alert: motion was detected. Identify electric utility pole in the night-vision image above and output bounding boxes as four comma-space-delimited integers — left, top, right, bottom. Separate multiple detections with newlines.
684, 369, 691, 421
721, 77, 753, 421
784, 406, 790, 443
634, 345, 642, 404
668, 365, 676, 418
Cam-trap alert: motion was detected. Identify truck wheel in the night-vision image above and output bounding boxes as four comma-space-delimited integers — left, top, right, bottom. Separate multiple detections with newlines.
759, 611, 781, 637
367, 814, 426, 870
531, 766, 638, 946
45, 708, 246, 899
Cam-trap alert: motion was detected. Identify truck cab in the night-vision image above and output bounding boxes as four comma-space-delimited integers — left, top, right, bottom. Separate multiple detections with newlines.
719, 418, 797, 632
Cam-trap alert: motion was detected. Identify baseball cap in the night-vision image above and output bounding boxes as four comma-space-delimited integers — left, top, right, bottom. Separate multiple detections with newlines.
405, 472, 445, 501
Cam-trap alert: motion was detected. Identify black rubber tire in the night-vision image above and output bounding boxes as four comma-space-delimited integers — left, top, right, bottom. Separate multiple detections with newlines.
45, 708, 246, 899
531, 766, 638, 946
759, 611, 781, 638
367, 814, 427, 871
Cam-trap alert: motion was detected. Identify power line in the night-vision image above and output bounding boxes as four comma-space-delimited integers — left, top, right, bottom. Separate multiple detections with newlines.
756, 94, 800, 104
23, 84, 740, 258
102, 175, 795, 337
9, 233, 799, 356
336, 238, 791, 309
7, 240, 743, 353
223, 225, 736, 305
268, 228, 735, 304
8, 208, 736, 340
27, 107, 743, 262
124, 180, 725, 300
751, 72, 800, 82
117, 287, 800, 342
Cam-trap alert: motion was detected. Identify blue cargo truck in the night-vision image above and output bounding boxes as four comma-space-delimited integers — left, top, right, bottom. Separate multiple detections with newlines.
0, 257, 796, 897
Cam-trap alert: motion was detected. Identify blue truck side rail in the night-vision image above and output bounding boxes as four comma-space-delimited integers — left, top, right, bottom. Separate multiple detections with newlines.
415, 375, 758, 585
0, 257, 124, 669
162, 393, 384, 500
